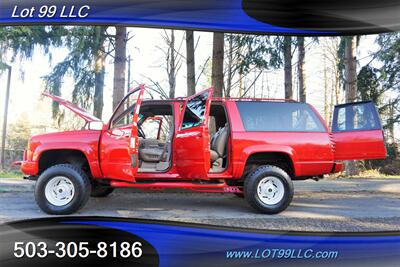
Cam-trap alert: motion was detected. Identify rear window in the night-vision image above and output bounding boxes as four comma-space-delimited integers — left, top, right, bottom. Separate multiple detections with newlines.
236, 102, 325, 132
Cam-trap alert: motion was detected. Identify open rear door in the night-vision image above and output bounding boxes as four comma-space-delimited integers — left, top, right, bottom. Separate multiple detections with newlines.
175, 88, 213, 179
331, 101, 386, 160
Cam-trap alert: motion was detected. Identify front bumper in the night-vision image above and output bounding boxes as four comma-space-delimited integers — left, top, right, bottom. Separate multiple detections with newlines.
13, 160, 39, 176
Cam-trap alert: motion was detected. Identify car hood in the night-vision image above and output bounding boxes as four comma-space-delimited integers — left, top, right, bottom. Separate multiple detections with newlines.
43, 92, 102, 123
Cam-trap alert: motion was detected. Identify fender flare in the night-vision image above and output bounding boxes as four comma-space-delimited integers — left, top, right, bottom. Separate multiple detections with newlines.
33, 143, 102, 178
234, 144, 299, 177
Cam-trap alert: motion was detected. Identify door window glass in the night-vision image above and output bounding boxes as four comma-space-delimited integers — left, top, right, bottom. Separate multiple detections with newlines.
111, 90, 141, 128
181, 91, 209, 130
332, 102, 381, 132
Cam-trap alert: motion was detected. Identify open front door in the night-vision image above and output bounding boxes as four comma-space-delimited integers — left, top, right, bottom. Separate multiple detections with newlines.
175, 88, 213, 179
100, 86, 145, 182
331, 101, 386, 160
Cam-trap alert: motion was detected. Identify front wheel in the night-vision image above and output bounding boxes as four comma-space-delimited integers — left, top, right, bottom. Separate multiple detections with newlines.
35, 164, 91, 215
244, 165, 293, 214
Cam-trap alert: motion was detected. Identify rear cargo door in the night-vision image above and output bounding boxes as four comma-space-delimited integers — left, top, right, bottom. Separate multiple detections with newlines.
331, 101, 386, 160
175, 88, 213, 179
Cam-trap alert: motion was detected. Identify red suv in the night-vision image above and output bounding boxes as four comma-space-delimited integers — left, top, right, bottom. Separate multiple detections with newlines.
16, 85, 387, 215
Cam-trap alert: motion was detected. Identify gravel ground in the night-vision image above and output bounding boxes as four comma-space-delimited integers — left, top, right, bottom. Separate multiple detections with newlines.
0, 178, 399, 232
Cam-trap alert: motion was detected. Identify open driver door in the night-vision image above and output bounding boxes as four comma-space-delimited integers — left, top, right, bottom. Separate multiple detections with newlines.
331, 101, 386, 160
100, 85, 145, 182
175, 88, 213, 179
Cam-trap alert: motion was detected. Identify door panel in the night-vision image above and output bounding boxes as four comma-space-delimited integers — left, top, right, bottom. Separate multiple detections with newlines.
100, 86, 145, 182
331, 101, 386, 160
175, 88, 213, 179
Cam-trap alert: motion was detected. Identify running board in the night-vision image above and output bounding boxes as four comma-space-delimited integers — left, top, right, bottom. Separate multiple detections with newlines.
110, 181, 242, 193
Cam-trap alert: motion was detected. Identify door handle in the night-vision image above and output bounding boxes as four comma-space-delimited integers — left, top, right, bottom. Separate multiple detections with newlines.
116, 135, 130, 140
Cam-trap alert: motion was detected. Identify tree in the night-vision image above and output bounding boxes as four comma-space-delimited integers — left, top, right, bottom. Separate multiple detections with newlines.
144, 30, 183, 100
283, 36, 293, 99
186, 30, 196, 96
0, 26, 60, 62
344, 36, 358, 103
43, 26, 109, 119
211, 32, 224, 97
297, 37, 306, 102
113, 26, 127, 110
342, 36, 359, 175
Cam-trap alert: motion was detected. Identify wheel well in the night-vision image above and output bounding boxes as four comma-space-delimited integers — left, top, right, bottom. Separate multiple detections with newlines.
243, 152, 294, 178
38, 149, 91, 177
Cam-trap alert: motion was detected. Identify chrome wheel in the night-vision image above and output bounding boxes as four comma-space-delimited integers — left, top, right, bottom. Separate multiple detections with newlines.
257, 176, 285, 205
44, 176, 75, 206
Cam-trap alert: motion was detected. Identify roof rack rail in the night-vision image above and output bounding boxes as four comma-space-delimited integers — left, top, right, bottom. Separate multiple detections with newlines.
211, 97, 298, 102
168, 96, 298, 102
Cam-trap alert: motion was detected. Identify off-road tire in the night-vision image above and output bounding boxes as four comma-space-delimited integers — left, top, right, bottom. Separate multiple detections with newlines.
244, 165, 294, 214
90, 184, 114, 198
35, 164, 91, 215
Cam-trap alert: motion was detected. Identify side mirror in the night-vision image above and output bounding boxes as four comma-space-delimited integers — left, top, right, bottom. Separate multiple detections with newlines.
87, 121, 104, 130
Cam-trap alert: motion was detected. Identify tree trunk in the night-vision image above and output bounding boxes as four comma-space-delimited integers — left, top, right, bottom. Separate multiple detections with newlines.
168, 30, 176, 99
323, 55, 329, 123
211, 32, 224, 97
344, 36, 358, 176
344, 36, 358, 102
94, 47, 105, 119
297, 37, 306, 102
186, 30, 196, 96
283, 36, 293, 99
226, 34, 233, 98
113, 26, 127, 110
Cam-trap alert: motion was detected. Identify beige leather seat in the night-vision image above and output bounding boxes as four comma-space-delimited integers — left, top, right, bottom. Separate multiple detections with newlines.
210, 124, 229, 164
139, 138, 164, 162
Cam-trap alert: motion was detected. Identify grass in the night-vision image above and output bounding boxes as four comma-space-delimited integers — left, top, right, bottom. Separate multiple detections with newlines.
0, 170, 22, 178
328, 169, 400, 179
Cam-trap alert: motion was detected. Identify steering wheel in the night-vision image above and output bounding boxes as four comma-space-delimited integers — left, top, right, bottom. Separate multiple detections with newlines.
138, 124, 146, 138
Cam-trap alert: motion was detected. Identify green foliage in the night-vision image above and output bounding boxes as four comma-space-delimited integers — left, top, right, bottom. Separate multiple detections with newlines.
358, 33, 400, 133
227, 34, 284, 76
0, 26, 51, 60
43, 26, 108, 117
376, 33, 400, 89
6, 115, 31, 150
358, 65, 382, 104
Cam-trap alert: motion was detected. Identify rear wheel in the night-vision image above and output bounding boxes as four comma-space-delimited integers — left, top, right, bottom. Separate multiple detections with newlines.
35, 164, 91, 215
244, 165, 293, 214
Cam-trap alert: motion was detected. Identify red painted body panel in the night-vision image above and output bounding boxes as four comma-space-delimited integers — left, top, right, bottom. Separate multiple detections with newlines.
332, 130, 387, 160
19, 90, 386, 191
24, 130, 103, 178
174, 89, 213, 179
230, 132, 334, 177
99, 125, 134, 181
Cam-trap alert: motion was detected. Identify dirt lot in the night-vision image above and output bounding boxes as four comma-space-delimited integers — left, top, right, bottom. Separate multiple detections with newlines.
0, 178, 399, 232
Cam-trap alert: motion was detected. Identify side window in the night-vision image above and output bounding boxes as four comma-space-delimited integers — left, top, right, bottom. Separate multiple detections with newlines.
181, 91, 209, 130
332, 102, 381, 132
236, 102, 325, 132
